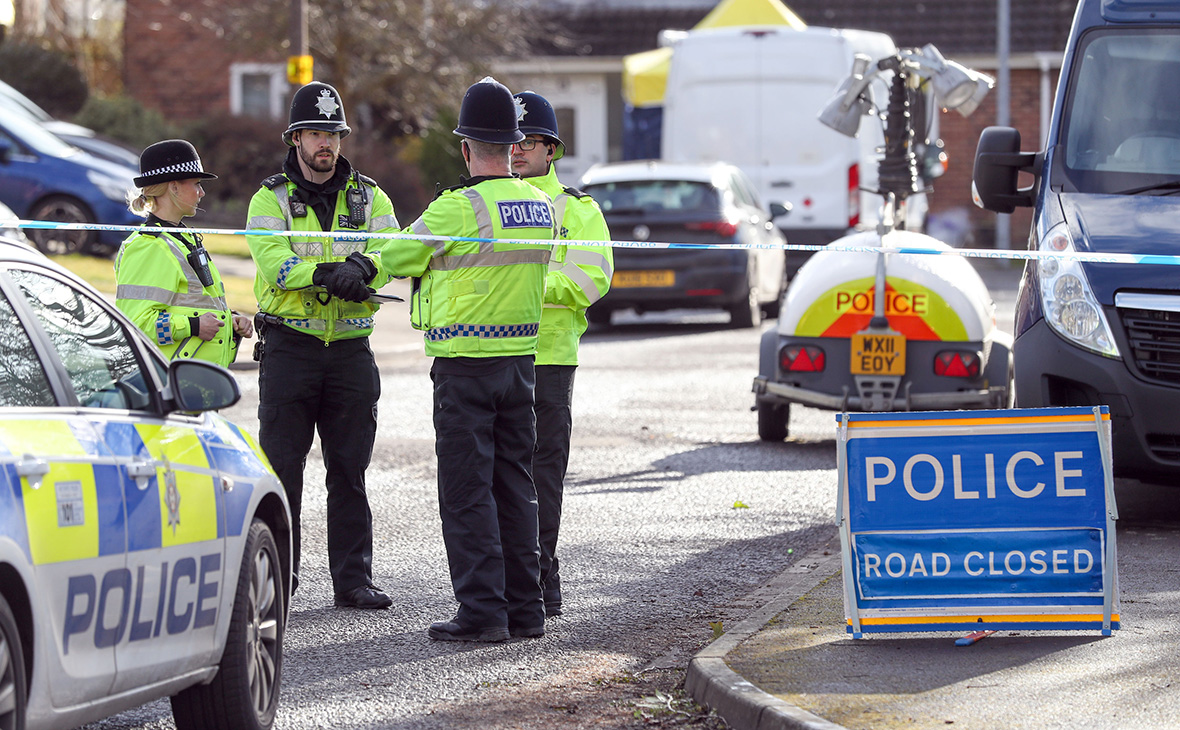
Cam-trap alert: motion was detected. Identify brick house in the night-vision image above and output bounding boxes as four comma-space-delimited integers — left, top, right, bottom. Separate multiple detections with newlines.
122, 0, 1078, 244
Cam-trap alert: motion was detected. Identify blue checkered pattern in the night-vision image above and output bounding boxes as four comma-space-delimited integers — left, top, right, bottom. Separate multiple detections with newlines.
277, 256, 299, 289
425, 322, 539, 342
342, 318, 375, 328
155, 312, 174, 345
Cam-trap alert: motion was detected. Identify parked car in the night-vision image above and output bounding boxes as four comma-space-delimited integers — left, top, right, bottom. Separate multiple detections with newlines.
973, 0, 1180, 482
0, 79, 141, 169
0, 237, 291, 730
0, 105, 140, 256
579, 160, 790, 327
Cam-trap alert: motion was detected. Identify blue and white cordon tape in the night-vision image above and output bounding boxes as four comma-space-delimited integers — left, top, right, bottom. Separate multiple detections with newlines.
6, 218, 1177, 266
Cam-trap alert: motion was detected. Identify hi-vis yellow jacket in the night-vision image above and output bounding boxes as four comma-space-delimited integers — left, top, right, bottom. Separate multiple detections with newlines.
114, 226, 238, 367
380, 175, 555, 359
245, 169, 398, 343
526, 165, 613, 366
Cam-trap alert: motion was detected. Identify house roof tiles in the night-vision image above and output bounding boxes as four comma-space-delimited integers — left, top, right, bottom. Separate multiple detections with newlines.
531, 0, 1078, 58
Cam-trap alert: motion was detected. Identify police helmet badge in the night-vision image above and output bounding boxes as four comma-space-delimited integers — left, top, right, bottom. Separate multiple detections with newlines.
315, 89, 340, 119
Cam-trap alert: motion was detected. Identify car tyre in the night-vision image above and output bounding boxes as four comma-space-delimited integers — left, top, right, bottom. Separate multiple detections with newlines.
171, 519, 284, 730
28, 195, 98, 257
729, 282, 762, 329
0, 593, 27, 730
757, 400, 790, 441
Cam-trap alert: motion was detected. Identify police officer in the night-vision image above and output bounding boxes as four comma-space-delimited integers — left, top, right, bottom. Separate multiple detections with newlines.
116, 140, 254, 368
246, 81, 398, 609
380, 77, 555, 641
512, 91, 613, 618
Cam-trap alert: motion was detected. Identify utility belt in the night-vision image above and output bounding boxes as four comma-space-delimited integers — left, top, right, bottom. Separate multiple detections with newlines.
252, 312, 286, 362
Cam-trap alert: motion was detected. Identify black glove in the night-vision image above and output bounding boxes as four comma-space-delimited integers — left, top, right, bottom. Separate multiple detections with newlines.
312, 262, 341, 287
342, 251, 378, 283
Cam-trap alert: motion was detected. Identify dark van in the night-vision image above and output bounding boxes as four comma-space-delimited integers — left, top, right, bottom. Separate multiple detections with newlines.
974, 0, 1180, 481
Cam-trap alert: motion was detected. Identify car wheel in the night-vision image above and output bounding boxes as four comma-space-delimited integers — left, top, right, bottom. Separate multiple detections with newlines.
27, 195, 99, 257
729, 282, 762, 328
0, 593, 27, 730
171, 519, 284, 730
758, 400, 790, 441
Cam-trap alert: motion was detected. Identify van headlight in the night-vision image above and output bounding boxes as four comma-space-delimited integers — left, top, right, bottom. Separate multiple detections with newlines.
88, 170, 132, 202
1037, 222, 1119, 357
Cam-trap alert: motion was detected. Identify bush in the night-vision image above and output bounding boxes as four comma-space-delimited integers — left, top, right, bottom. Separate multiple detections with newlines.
0, 42, 87, 117
73, 96, 179, 151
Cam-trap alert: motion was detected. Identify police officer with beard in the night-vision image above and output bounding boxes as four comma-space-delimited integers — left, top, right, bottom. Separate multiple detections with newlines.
246, 81, 399, 609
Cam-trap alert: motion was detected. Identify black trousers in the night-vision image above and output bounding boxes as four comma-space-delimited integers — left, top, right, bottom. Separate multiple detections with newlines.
258, 325, 380, 596
534, 364, 575, 605
431, 355, 545, 630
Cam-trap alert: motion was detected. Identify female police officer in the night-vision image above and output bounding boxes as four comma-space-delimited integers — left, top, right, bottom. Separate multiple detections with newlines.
115, 139, 252, 367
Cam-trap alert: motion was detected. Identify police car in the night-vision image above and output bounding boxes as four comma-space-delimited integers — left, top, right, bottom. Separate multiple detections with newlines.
0, 237, 291, 729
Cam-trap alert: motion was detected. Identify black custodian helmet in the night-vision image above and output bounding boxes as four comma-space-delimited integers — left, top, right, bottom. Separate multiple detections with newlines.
452, 77, 525, 145
284, 81, 351, 147
514, 91, 565, 161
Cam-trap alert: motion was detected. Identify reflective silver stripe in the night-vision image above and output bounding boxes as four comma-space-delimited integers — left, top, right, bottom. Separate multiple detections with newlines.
462, 188, 495, 241
370, 213, 398, 230
551, 256, 603, 305
272, 186, 291, 225
331, 240, 367, 256
431, 249, 551, 271
292, 241, 325, 257
247, 214, 287, 231
269, 315, 371, 332
555, 194, 570, 235
411, 219, 448, 258
173, 292, 227, 309
425, 322, 539, 342
117, 283, 176, 305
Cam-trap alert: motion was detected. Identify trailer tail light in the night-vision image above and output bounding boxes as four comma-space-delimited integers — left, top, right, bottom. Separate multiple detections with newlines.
848, 163, 860, 228
781, 345, 825, 372
686, 220, 738, 237
934, 351, 981, 378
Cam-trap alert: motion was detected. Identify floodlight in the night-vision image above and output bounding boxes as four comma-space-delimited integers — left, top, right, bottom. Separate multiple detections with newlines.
907, 44, 994, 116
818, 54, 875, 138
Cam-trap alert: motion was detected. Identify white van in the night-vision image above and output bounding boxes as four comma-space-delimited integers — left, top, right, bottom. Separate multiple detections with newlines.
661, 26, 911, 271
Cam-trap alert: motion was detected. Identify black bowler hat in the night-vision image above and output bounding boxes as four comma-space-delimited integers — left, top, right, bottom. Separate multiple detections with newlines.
134, 139, 217, 188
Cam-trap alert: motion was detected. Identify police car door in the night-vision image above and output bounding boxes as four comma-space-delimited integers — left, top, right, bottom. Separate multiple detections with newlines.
4, 267, 227, 698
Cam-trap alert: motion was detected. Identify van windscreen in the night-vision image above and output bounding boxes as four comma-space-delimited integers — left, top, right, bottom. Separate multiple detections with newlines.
1063, 30, 1180, 191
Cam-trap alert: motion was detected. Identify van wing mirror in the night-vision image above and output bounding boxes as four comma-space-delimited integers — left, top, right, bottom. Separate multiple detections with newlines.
769, 201, 792, 219
972, 126, 1041, 213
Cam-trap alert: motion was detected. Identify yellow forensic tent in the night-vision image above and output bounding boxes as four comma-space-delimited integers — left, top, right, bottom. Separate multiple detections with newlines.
622, 0, 807, 107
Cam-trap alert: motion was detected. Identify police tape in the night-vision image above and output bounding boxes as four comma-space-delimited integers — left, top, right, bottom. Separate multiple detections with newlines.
8, 218, 1179, 266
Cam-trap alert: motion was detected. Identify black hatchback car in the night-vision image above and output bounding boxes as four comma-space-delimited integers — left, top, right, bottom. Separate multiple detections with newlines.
579, 160, 789, 328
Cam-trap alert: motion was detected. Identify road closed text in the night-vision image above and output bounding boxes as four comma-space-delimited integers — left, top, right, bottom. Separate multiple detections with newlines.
853, 529, 1105, 599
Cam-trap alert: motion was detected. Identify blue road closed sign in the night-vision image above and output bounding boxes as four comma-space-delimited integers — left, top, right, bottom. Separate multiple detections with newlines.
836, 406, 1118, 638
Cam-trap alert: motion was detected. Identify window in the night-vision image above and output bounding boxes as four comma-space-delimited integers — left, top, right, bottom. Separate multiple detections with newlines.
230, 63, 287, 120
555, 107, 576, 157
10, 269, 152, 410
0, 287, 54, 407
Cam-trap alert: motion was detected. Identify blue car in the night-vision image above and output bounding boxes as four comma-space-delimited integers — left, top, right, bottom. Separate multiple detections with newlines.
0, 105, 139, 256
973, 0, 1180, 482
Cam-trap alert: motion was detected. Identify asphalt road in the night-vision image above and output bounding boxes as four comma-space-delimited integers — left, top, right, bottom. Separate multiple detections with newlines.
84, 257, 1179, 730
82, 277, 840, 729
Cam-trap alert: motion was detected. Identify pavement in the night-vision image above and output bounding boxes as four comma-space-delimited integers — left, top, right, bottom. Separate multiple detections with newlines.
686, 513, 1180, 730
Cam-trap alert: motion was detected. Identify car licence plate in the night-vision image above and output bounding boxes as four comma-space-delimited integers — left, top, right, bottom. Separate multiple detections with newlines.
613, 270, 675, 288
850, 332, 905, 375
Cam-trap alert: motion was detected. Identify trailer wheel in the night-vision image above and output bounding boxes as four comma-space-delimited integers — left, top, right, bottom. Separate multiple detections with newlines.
758, 400, 789, 441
